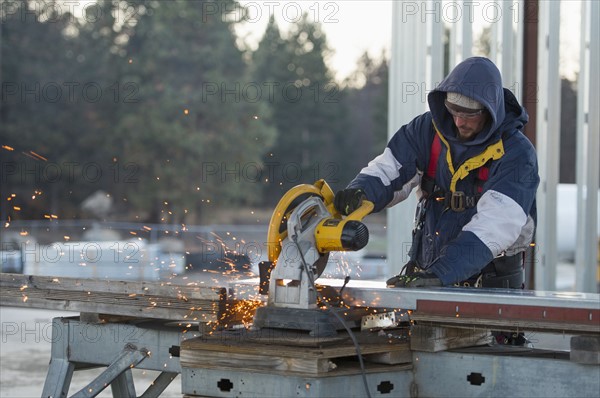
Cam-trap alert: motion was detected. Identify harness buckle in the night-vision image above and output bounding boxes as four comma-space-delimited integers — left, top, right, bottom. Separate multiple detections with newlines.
450, 191, 466, 212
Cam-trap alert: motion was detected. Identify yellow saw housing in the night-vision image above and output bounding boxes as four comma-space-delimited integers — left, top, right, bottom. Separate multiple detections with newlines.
266, 179, 373, 264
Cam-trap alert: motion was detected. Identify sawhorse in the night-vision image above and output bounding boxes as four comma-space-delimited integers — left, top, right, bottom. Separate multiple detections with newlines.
42, 315, 196, 398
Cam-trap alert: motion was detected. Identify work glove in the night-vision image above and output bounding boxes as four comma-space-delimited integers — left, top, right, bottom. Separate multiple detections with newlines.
386, 271, 442, 288
334, 188, 366, 216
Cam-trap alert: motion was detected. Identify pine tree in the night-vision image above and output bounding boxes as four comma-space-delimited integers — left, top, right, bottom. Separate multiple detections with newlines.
252, 14, 348, 201
116, 0, 276, 223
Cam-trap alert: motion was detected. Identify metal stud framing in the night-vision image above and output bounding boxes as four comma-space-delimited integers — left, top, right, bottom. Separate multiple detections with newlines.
575, 0, 600, 293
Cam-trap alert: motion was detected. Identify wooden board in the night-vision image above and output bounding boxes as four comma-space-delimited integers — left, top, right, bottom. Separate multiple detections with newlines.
180, 329, 411, 375
0, 273, 229, 322
410, 314, 600, 335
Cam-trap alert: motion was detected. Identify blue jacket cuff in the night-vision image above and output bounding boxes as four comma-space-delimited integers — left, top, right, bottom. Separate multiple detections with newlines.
428, 231, 494, 285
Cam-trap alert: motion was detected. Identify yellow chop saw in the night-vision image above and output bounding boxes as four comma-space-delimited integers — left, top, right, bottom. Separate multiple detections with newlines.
253, 180, 374, 337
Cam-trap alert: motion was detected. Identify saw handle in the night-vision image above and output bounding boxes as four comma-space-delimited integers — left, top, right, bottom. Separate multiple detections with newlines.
345, 200, 374, 221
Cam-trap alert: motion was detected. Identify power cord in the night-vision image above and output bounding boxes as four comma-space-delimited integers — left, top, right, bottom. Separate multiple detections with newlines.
292, 233, 372, 398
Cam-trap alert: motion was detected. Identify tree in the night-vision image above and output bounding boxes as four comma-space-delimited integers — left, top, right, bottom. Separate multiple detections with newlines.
114, 0, 276, 223
1, 0, 277, 224
252, 14, 349, 201
342, 51, 389, 175
1, 0, 82, 219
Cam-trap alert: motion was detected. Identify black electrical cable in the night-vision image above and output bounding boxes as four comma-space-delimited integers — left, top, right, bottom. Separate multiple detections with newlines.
291, 233, 372, 398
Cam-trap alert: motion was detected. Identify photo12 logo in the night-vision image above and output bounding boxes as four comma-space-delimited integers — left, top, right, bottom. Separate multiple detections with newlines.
1, 81, 139, 104
0, 1, 142, 24
201, 81, 340, 104
1, 161, 139, 185
200, 161, 339, 184
400, 1, 524, 24
202, 1, 340, 24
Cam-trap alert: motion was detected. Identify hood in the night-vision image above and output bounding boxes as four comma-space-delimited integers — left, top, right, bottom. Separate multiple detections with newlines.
428, 57, 528, 147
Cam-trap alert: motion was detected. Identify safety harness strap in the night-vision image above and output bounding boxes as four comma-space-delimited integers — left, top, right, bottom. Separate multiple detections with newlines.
421, 127, 504, 211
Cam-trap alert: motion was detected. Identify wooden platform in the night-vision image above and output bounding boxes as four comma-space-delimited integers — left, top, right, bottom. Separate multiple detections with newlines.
0, 273, 229, 323
180, 328, 412, 376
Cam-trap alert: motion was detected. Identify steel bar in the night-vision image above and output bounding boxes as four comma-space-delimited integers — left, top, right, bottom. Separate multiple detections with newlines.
109, 369, 136, 398
41, 317, 75, 398
231, 279, 600, 332
535, 0, 561, 290
138, 372, 179, 398
232, 279, 600, 310
70, 344, 148, 398
575, 0, 600, 293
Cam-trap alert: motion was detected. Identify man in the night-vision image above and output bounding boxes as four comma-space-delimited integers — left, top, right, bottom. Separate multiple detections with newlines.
334, 57, 539, 288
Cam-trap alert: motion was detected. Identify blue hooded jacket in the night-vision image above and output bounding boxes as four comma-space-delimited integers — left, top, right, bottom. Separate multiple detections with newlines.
348, 57, 539, 285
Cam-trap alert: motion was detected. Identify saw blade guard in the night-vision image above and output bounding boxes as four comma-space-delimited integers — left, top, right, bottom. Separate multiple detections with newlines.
268, 195, 331, 308
259, 180, 373, 305
265, 179, 338, 265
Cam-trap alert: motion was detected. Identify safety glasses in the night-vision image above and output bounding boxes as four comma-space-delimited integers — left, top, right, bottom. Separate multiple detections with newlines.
444, 100, 485, 119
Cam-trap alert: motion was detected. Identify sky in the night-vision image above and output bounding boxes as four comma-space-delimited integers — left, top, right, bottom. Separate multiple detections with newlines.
235, 0, 393, 81
236, 0, 582, 82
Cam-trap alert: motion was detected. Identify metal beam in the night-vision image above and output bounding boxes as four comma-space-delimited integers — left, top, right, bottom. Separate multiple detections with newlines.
575, 0, 600, 293
332, 282, 600, 311
501, 0, 515, 88
139, 372, 179, 398
521, 0, 539, 145
70, 344, 148, 398
232, 279, 600, 311
414, 351, 600, 397
387, 1, 426, 275
461, 0, 473, 61
534, 0, 561, 290
428, 0, 444, 85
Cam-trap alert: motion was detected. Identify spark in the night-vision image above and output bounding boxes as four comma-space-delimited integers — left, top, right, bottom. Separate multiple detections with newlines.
28, 151, 47, 161
2, 145, 14, 151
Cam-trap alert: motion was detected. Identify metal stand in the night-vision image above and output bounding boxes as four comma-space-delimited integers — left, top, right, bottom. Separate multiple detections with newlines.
41, 316, 192, 398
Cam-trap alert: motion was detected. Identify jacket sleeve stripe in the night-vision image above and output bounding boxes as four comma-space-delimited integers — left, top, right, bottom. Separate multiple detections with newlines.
358, 147, 402, 186
463, 189, 527, 256
387, 172, 422, 208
